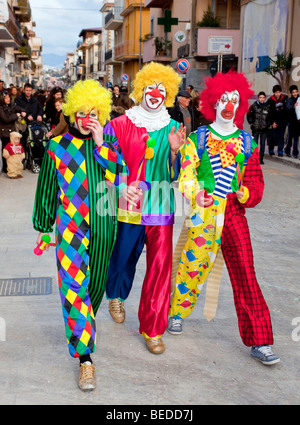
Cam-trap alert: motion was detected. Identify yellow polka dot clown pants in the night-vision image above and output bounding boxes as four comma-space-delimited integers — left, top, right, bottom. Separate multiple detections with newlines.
169, 195, 227, 319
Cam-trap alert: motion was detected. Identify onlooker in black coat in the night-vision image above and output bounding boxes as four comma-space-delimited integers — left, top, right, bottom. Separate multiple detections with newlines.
15, 83, 43, 123
168, 90, 196, 135
247, 91, 272, 164
14, 83, 43, 151
45, 86, 64, 128
285, 84, 300, 158
267, 85, 288, 157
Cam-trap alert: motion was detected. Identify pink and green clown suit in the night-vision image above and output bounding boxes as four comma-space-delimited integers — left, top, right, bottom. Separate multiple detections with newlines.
33, 127, 128, 358
104, 115, 180, 339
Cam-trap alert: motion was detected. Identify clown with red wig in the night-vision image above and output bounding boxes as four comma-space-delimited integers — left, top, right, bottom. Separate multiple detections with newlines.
168, 71, 280, 366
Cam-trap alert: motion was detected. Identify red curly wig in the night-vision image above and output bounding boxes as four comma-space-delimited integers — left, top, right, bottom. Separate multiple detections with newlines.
200, 70, 254, 129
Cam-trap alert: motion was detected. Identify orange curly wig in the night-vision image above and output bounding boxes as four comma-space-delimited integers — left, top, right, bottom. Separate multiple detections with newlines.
200, 71, 254, 128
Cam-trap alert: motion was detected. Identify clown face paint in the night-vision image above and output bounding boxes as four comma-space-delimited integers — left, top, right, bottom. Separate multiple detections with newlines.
216, 91, 240, 124
142, 83, 166, 113
75, 108, 99, 135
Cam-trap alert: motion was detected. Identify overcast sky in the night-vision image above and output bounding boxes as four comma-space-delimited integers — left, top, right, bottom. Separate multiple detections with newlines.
30, 0, 103, 58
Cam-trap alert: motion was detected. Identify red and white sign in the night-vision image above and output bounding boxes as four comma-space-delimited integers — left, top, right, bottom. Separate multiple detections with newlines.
121, 73, 129, 82
176, 59, 190, 74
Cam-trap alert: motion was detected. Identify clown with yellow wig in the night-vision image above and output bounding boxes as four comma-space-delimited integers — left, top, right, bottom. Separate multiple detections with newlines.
104, 62, 185, 355
32, 80, 128, 391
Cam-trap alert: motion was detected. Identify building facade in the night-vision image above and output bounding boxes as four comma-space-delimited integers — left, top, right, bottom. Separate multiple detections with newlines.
143, 0, 241, 90
77, 28, 106, 82
240, 0, 300, 96
101, 0, 150, 87
0, 0, 43, 87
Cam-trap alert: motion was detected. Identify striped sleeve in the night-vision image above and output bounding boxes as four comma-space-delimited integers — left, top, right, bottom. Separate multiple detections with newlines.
32, 141, 59, 233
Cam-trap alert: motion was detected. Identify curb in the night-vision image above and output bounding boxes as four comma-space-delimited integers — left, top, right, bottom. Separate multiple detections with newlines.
264, 154, 300, 169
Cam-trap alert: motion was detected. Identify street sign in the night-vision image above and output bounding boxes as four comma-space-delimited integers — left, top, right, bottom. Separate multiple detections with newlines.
208, 36, 233, 54
121, 74, 129, 82
176, 59, 190, 74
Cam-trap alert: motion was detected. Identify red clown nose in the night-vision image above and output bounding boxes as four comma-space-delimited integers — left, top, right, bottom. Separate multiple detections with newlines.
225, 102, 235, 112
149, 87, 164, 99
81, 116, 92, 128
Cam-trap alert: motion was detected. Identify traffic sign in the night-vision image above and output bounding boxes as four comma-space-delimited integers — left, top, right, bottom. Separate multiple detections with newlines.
176, 59, 190, 74
208, 36, 233, 54
121, 74, 129, 82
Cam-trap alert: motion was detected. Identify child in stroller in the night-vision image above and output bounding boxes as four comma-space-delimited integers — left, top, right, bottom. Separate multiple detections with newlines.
25, 121, 49, 173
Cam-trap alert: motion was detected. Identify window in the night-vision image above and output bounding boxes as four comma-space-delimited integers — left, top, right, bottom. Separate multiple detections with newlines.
216, 0, 241, 29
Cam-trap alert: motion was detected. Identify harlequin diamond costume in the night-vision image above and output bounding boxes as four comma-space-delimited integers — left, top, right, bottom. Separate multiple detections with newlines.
104, 62, 183, 354
33, 80, 128, 390
168, 72, 280, 365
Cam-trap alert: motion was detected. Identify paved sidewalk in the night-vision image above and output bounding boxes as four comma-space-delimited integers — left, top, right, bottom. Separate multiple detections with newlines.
0, 158, 299, 405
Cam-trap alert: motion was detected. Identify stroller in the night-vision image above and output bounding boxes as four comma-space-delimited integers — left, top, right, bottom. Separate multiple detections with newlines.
25, 121, 49, 173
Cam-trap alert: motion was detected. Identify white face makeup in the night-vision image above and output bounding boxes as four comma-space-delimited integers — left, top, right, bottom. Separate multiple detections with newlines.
141, 83, 166, 113
215, 90, 240, 124
75, 108, 99, 135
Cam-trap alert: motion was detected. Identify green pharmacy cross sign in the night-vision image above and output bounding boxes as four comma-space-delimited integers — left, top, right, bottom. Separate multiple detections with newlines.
157, 9, 178, 33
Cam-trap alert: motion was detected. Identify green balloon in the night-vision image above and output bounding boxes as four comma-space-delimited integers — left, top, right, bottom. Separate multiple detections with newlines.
147, 137, 156, 148
235, 153, 245, 163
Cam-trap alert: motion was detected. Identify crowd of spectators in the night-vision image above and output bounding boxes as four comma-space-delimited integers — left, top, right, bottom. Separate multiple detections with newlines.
1, 78, 299, 177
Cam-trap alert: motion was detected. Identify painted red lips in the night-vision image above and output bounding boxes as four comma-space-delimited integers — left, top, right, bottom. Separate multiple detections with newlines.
221, 110, 234, 120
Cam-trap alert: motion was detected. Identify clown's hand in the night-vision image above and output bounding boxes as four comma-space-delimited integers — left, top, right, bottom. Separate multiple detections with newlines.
36, 232, 50, 251
168, 123, 186, 154
86, 118, 104, 147
121, 185, 142, 207
236, 186, 244, 199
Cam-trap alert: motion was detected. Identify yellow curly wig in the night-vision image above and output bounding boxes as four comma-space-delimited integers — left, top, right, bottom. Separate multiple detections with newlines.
62, 79, 112, 126
130, 62, 181, 107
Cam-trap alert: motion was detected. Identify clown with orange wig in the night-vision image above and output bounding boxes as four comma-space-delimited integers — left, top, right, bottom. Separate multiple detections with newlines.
168, 71, 280, 366
33, 79, 128, 390
104, 62, 185, 355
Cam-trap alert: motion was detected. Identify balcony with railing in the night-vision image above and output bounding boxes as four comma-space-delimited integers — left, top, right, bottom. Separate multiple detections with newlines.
104, 10, 124, 30
114, 40, 142, 61
30, 36, 42, 51
143, 36, 172, 63
122, 0, 147, 17
144, 0, 172, 7
104, 47, 121, 65
105, 49, 113, 61
13, 0, 32, 23
14, 42, 32, 60
0, 3, 23, 48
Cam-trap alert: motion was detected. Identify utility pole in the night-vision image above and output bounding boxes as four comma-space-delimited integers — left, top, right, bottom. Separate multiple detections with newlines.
139, 2, 142, 70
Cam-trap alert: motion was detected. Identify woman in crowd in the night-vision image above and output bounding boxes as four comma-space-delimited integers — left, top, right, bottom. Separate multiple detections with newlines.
45, 86, 64, 128
0, 91, 26, 172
